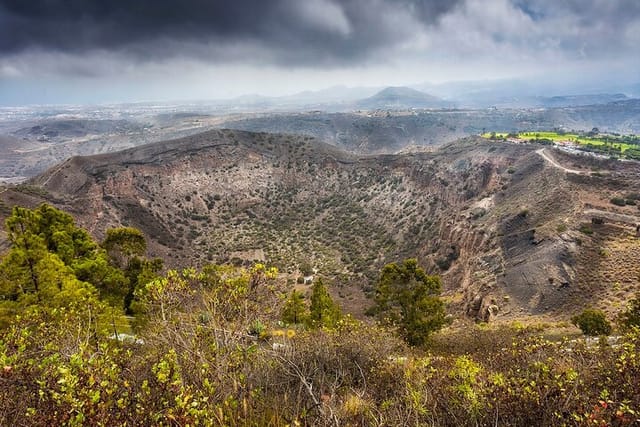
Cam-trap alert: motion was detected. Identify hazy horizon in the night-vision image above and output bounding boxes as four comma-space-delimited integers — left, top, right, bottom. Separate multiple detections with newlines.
1, 0, 639, 106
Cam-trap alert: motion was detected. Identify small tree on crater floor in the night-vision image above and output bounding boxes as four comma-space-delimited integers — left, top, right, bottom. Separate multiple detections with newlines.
308, 279, 341, 329
282, 290, 307, 325
370, 258, 448, 346
572, 308, 612, 336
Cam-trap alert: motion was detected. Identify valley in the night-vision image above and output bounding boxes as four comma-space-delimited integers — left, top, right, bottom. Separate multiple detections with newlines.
1, 128, 638, 324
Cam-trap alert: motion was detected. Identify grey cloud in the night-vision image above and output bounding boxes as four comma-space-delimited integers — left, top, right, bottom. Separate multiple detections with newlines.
0, 0, 461, 66
521, 0, 640, 24
522, 0, 640, 57
427, 0, 640, 63
1, 0, 638, 94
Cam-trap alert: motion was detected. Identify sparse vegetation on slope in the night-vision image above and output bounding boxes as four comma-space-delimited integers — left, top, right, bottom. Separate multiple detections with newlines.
2, 129, 639, 323
1, 156, 640, 425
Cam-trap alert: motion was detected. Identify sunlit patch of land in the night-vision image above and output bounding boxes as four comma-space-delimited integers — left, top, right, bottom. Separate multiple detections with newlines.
482, 130, 640, 159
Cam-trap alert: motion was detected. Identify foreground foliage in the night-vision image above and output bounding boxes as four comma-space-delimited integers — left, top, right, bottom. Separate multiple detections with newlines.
0, 204, 161, 330
2, 305, 640, 426
1, 205, 639, 425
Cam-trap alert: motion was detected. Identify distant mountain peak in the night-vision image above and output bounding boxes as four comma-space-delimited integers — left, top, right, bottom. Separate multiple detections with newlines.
376, 86, 435, 96
357, 86, 451, 110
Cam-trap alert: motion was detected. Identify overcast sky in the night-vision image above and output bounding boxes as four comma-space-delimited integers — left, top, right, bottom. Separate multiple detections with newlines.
1, 0, 639, 105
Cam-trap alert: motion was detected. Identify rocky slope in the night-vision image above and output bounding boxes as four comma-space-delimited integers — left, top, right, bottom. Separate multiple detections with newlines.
1, 129, 639, 321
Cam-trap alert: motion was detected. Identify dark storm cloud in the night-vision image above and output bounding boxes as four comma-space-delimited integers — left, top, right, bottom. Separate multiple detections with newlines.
0, 0, 461, 64
1, 0, 638, 92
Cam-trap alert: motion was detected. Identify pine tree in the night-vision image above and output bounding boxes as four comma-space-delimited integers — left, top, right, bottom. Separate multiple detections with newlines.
102, 226, 162, 313
0, 204, 136, 325
371, 258, 447, 346
281, 290, 307, 325
102, 226, 147, 267
308, 279, 341, 329
2, 204, 130, 305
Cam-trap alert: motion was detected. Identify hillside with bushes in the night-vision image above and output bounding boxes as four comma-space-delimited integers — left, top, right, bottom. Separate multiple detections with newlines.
1, 129, 640, 424
1, 205, 640, 425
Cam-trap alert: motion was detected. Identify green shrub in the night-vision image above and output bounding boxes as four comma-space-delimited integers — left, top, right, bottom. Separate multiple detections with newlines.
610, 197, 626, 206
571, 309, 612, 336
618, 293, 640, 331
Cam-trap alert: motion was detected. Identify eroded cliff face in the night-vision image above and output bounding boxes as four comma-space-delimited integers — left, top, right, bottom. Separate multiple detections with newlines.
430, 150, 582, 321
3, 129, 639, 321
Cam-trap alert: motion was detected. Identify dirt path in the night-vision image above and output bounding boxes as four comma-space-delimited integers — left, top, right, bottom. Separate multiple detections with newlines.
40, 161, 67, 187
534, 148, 638, 225
536, 148, 585, 174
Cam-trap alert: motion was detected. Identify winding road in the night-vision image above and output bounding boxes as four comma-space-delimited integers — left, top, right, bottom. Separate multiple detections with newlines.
536, 148, 585, 174
536, 148, 639, 225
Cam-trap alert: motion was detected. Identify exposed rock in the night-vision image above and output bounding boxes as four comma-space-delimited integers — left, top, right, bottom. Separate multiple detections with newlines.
1, 129, 639, 320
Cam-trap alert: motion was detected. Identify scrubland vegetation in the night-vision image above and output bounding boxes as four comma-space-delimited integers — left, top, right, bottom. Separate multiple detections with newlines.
1, 204, 640, 426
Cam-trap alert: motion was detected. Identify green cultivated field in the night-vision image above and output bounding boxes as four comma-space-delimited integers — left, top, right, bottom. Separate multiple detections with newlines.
482, 131, 640, 158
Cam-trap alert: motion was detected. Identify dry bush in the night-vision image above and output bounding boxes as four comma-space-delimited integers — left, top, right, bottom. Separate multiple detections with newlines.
3, 267, 640, 426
